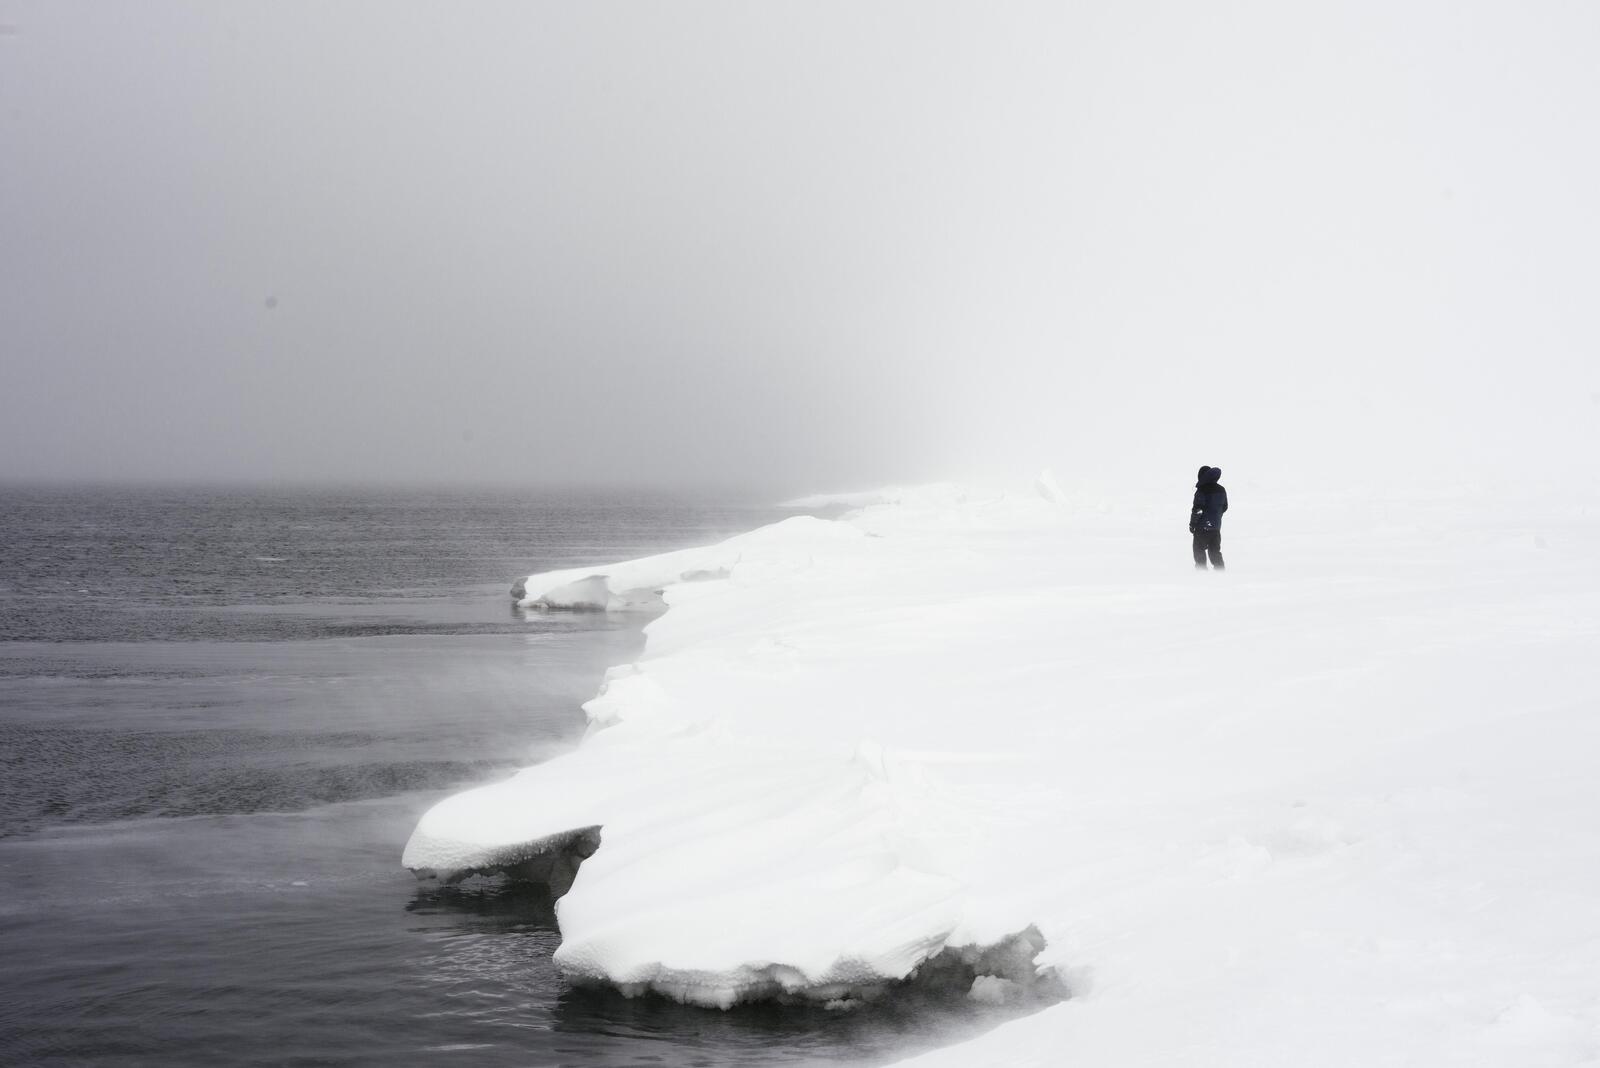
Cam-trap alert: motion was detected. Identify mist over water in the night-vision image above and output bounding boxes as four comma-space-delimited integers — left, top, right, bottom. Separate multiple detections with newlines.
0, 487, 1041, 1066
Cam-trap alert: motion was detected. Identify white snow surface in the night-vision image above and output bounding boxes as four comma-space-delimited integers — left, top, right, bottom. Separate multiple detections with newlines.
405, 484, 1600, 1062
508, 514, 861, 610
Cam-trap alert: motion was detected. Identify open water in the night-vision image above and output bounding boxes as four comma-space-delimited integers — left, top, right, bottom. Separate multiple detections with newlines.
0, 486, 1019, 1067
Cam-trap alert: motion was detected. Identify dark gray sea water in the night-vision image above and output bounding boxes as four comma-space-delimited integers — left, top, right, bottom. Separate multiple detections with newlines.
0, 487, 1020, 1067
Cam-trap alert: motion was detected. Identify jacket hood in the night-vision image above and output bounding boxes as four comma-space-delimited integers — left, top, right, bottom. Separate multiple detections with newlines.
1196, 466, 1221, 487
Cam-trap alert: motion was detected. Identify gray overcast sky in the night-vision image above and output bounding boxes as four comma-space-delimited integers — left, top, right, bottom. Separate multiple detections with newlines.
2, 1, 1597, 495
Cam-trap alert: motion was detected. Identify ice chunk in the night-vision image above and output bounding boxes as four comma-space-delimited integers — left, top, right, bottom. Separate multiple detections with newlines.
509, 515, 860, 610
1033, 469, 1064, 504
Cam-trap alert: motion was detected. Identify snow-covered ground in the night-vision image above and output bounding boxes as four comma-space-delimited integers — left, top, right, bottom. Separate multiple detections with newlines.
405, 482, 1600, 1065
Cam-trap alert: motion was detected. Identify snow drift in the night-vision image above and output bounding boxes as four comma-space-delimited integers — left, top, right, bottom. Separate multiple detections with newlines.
407, 482, 1600, 1064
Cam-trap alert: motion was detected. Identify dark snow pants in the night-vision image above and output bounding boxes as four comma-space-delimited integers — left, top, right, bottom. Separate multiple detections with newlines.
1192, 530, 1224, 570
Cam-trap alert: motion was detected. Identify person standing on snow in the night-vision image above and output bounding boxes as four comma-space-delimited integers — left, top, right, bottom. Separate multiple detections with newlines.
1190, 466, 1227, 570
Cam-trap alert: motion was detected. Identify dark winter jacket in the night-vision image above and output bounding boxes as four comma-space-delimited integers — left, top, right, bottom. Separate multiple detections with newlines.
1190, 466, 1228, 533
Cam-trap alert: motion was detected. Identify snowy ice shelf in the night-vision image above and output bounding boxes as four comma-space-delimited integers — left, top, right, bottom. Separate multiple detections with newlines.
405, 488, 1064, 1009
406, 484, 1600, 1064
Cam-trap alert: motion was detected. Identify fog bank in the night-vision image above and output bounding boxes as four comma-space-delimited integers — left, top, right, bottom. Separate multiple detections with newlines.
2, 2, 1595, 495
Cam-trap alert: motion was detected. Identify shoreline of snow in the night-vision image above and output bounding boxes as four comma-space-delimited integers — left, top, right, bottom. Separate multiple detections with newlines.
407, 484, 1071, 1010
406, 483, 1600, 1062
506, 514, 864, 611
